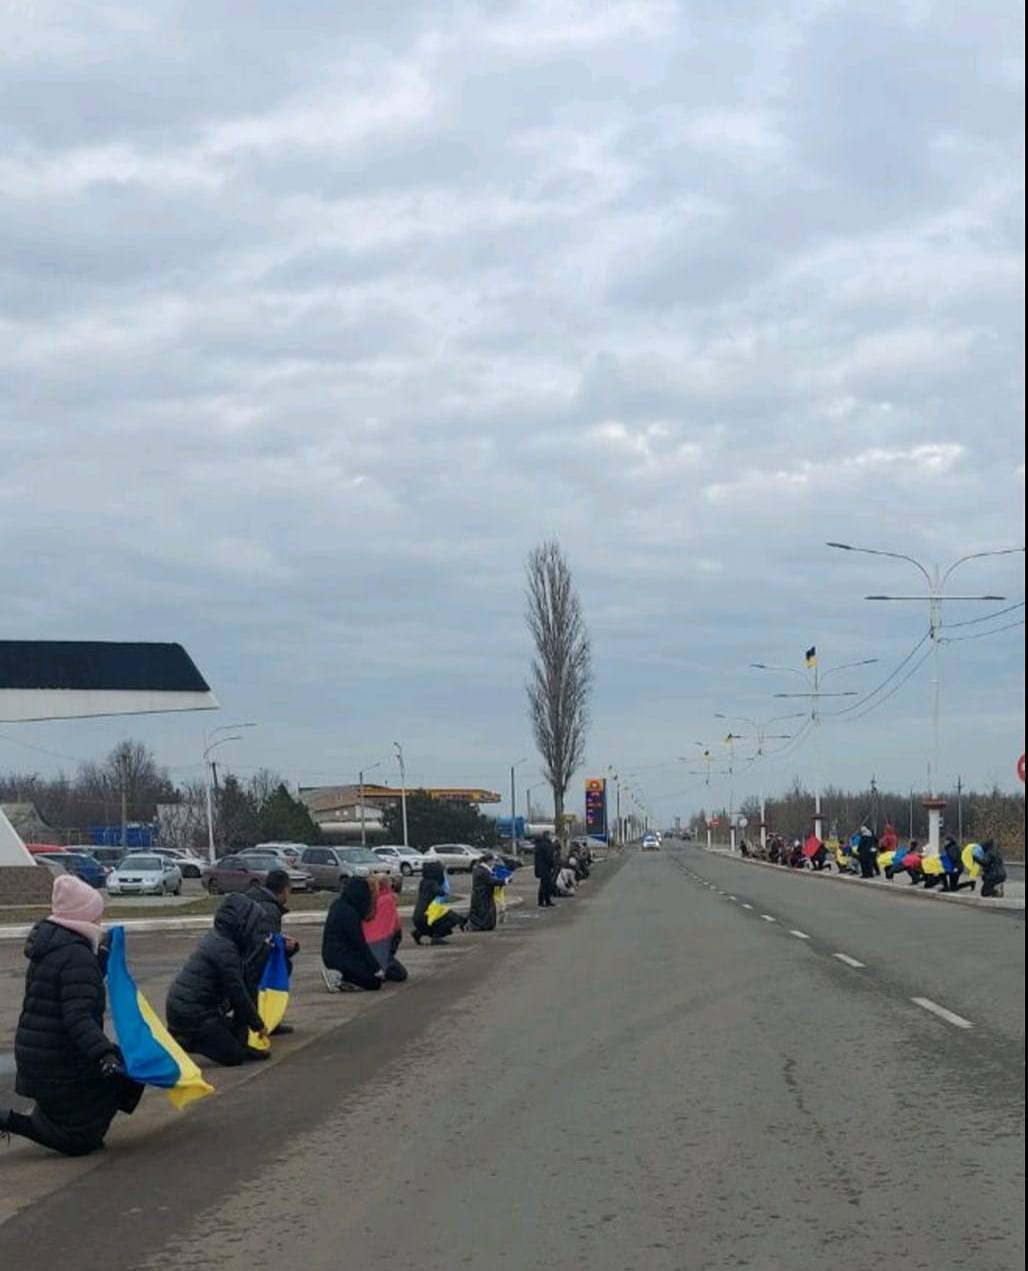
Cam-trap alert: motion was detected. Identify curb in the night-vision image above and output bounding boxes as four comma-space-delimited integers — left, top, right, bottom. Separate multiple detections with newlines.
0, 893, 523, 942
693, 846, 1025, 911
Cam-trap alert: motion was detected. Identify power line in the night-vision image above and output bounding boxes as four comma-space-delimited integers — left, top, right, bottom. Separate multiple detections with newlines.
822, 629, 932, 718
0, 732, 88, 765
839, 646, 934, 722
943, 600, 1024, 629
940, 618, 1025, 644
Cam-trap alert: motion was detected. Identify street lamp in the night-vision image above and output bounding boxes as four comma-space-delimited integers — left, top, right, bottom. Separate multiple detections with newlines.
202, 723, 257, 863
393, 743, 409, 849
713, 712, 800, 849
358, 761, 382, 847
827, 541, 1024, 853
606, 767, 621, 845
509, 758, 528, 848
753, 654, 878, 840
526, 779, 548, 827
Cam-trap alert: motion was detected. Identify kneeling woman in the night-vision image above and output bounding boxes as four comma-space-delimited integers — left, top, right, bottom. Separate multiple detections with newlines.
412, 861, 464, 944
2, 876, 141, 1156
322, 878, 384, 991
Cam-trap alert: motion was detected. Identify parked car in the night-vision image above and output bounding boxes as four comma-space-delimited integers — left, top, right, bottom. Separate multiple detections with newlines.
297, 846, 398, 890
151, 847, 206, 879
424, 843, 483, 872
246, 842, 305, 866
88, 845, 128, 870
108, 854, 183, 896
641, 833, 660, 852
373, 845, 428, 876
34, 852, 72, 879
57, 851, 110, 889
204, 852, 312, 894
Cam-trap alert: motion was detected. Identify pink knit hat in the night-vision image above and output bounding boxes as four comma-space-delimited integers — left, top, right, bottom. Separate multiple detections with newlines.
48, 873, 105, 951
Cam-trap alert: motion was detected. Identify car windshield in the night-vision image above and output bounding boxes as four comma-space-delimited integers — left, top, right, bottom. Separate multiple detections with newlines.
340, 849, 381, 863
122, 857, 161, 870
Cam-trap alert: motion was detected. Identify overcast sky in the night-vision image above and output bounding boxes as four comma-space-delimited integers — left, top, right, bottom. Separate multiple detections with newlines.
2, 1, 1024, 824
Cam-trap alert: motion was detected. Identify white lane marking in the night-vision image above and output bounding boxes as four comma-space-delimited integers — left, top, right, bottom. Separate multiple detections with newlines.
761, 914, 776, 923
833, 953, 865, 969
741, 903, 754, 910
728, 895, 737, 901
911, 997, 974, 1030
789, 930, 811, 940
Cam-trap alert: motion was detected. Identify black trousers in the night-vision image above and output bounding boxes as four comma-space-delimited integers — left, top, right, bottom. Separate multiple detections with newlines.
172, 1014, 254, 1067
537, 876, 554, 906
4, 1085, 119, 1157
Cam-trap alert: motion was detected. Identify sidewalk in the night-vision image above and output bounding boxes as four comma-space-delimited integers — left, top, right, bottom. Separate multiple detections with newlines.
697, 844, 1025, 910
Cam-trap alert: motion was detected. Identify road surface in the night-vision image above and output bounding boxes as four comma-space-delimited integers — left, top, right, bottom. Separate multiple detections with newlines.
1, 847, 1023, 1270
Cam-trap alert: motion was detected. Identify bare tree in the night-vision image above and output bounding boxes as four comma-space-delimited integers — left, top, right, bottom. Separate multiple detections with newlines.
525, 541, 592, 840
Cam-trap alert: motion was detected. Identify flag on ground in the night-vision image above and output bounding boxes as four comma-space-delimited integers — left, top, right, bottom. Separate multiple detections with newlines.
106, 926, 214, 1110
248, 935, 290, 1051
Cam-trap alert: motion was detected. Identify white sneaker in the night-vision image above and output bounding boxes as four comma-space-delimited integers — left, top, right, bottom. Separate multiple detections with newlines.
321, 966, 342, 994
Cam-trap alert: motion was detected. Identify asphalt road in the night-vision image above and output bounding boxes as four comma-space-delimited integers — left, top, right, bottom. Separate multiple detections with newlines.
1, 847, 1023, 1271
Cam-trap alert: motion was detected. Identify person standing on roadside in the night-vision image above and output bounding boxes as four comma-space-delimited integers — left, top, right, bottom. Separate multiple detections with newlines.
534, 834, 556, 908
856, 825, 878, 879
2, 875, 142, 1156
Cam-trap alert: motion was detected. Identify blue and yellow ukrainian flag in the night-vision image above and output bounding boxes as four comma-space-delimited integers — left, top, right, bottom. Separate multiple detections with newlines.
425, 898, 451, 927
247, 935, 290, 1052
106, 925, 214, 1110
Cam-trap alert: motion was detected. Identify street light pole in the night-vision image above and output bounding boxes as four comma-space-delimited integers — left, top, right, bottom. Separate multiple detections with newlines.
393, 743, 408, 849
714, 712, 799, 851
358, 761, 382, 847
753, 656, 877, 841
510, 758, 527, 848
827, 541, 1024, 852
202, 723, 257, 864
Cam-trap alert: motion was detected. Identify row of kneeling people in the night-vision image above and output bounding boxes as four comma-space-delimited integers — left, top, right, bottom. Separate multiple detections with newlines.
2, 855, 516, 1157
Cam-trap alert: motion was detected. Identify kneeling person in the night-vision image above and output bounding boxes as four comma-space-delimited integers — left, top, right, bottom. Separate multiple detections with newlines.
322, 878, 384, 992
166, 894, 271, 1066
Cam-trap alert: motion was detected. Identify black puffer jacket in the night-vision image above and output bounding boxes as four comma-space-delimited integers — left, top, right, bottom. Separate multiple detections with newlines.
14, 921, 117, 1099
321, 878, 380, 980
247, 883, 286, 934
166, 894, 269, 1036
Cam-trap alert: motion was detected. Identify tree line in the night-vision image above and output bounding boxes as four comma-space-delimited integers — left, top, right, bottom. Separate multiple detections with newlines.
689, 779, 1025, 857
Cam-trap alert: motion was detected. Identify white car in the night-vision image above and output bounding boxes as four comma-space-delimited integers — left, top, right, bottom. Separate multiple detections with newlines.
151, 847, 206, 879
373, 845, 428, 876
108, 854, 183, 896
424, 843, 483, 872
243, 843, 305, 867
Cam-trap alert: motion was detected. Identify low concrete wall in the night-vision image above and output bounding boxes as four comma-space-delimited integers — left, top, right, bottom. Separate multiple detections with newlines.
0, 866, 53, 906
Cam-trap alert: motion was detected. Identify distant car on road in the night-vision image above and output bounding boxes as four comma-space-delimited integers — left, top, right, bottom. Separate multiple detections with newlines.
204, 852, 312, 894
373, 845, 428, 876
641, 833, 660, 852
424, 843, 483, 872
108, 854, 183, 896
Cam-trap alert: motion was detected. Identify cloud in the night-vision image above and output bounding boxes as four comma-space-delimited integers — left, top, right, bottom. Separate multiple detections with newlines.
1, 0, 1023, 819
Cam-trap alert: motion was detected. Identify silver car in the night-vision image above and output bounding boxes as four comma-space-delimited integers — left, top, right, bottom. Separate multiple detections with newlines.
424, 843, 483, 872
298, 845, 399, 890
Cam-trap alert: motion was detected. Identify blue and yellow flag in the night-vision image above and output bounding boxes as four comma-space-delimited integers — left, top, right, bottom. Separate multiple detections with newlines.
805, 645, 817, 669
425, 898, 451, 927
106, 925, 214, 1110
248, 935, 290, 1052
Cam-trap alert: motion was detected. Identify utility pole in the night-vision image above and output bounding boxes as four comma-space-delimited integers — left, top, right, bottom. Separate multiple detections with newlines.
956, 775, 964, 844
394, 743, 408, 849
202, 723, 256, 864
827, 541, 1023, 853
119, 753, 128, 850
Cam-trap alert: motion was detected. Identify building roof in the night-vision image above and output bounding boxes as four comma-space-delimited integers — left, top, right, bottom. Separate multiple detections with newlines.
299, 783, 501, 813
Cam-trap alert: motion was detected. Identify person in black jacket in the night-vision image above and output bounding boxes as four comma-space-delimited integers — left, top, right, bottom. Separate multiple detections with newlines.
2, 875, 138, 1156
321, 878, 384, 991
978, 840, 1007, 898
534, 835, 556, 907
410, 861, 464, 944
165, 893, 271, 1066
467, 854, 499, 931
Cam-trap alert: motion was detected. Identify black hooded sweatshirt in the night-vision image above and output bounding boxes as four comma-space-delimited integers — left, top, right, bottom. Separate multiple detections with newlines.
321, 878, 380, 980
14, 920, 118, 1100
165, 893, 269, 1036
412, 861, 448, 934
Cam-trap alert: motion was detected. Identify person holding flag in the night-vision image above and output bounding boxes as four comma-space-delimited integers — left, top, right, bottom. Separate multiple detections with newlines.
165, 894, 271, 1066
2, 875, 143, 1156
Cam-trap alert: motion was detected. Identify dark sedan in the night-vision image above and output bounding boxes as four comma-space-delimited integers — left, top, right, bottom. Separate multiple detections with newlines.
203, 852, 313, 894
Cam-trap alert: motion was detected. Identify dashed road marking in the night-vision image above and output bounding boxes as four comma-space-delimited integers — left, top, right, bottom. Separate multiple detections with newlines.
911, 997, 974, 1030
789, 930, 811, 940
728, 895, 737, 901
833, 953, 865, 969
741, 903, 754, 910
761, 914, 776, 922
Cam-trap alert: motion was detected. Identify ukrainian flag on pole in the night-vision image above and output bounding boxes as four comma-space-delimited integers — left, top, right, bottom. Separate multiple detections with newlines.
106, 926, 214, 1110
247, 935, 290, 1052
